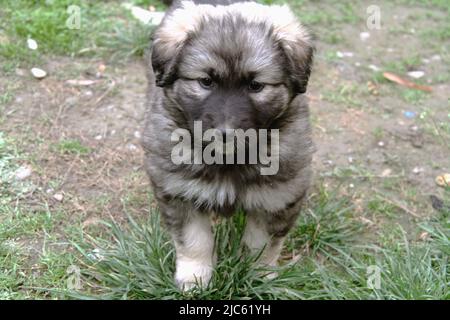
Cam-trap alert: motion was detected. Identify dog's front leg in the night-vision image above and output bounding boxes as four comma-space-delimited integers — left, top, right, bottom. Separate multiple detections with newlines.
170, 210, 215, 290
242, 214, 285, 268
243, 202, 302, 271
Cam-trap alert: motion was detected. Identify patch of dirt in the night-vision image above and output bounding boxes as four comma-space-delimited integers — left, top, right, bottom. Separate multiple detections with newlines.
2, 58, 149, 226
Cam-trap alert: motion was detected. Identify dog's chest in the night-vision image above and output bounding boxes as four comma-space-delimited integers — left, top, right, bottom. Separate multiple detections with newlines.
163, 173, 296, 214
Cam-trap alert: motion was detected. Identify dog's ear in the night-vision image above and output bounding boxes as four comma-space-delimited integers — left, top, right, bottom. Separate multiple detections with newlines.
270, 6, 314, 94
150, 31, 186, 87
279, 38, 314, 94
150, 2, 201, 87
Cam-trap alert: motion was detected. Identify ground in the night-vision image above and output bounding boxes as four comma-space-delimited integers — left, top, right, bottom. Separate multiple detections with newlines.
0, 0, 448, 299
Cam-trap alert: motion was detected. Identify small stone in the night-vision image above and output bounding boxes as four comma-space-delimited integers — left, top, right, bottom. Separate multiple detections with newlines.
377, 141, 385, 147
348, 156, 354, 164
134, 131, 141, 139
412, 167, 424, 174
15, 165, 32, 180
419, 232, 429, 241
127, 143, 138, 151
27, 38, 38, 50
407, 71, 425, 79
31, 67, 47, 79
381, 168, 392, 177
66, 79, 96, 86
94, 135, 103, 140
53, 193, 64, 202
337, 51, 354, 58
368, 64, 380, 72
431, 54, 441, 61
349, 183, 355, 188
360, 32, 370, 41
110, 130, 116, 136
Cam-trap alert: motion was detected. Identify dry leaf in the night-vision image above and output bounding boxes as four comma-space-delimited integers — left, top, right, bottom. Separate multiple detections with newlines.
383, 72, 432, 92
98, 63, 106, 73
435, 173, 450, 187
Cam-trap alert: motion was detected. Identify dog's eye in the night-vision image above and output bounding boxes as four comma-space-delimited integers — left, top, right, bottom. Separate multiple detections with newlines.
248, 81, 265, 93
198, 77, 213, 89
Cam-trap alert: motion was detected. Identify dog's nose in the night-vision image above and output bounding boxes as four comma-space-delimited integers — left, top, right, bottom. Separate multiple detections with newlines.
216, 128, 234, 141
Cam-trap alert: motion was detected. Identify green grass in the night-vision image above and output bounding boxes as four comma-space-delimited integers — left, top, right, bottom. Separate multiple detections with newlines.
54, 139, 90, 156
322, 84, 363, 108
401, 89, 428, 104
0, 132, 79, 299
62, 189, 449, 300
0, 0, 156, 67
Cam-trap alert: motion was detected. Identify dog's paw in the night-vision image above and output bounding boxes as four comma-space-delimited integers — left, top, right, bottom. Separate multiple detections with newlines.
175, 259, 213, 291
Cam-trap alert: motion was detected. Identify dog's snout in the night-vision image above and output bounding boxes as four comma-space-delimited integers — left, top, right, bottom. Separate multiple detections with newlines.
216, 128, 234, 140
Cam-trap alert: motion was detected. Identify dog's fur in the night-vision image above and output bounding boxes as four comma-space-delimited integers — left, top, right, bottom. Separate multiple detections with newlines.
142, 0, 315, 289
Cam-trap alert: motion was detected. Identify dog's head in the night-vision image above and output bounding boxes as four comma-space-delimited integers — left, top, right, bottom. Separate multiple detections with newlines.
151, 1, 314, 132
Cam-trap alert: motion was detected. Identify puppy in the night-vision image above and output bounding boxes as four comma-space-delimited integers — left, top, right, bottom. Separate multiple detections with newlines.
142, 0, 315, 289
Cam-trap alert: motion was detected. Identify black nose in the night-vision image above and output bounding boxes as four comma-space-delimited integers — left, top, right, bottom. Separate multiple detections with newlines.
217, 128, 234, 141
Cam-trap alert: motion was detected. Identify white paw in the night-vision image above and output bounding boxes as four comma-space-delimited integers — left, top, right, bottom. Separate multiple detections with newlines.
175, 258, 213, 291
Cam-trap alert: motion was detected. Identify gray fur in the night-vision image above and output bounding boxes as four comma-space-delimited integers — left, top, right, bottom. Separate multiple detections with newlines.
141, 0, 315, 287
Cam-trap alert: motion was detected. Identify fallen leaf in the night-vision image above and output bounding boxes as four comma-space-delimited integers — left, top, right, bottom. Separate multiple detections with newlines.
383, 72, 432, 92
97, 63, 106, 73
435, 173, 450, 187
367, 81, 379, 95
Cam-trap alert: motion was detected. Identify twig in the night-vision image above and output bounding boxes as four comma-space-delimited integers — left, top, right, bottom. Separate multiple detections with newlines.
374, 189, 420, 218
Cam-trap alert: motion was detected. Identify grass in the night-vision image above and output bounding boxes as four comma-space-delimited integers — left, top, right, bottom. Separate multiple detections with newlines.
322, 84, 363, 108
0, 0, 157, 68
54, 139, 91, 156
64, 190, 449, 300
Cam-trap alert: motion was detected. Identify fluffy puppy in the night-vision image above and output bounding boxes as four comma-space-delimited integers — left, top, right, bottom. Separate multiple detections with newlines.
142, 0, 315, 289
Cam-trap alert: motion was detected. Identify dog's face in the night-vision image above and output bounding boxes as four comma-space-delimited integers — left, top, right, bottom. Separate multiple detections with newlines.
151, 1, 314, 132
